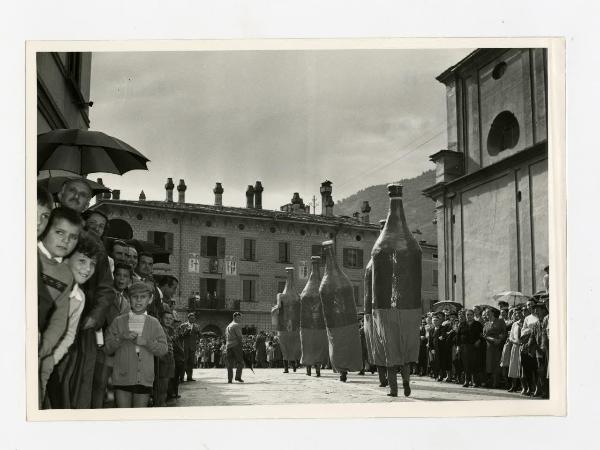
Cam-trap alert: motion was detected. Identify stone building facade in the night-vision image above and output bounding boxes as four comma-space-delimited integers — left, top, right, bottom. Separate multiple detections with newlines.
424, 48, 548, 307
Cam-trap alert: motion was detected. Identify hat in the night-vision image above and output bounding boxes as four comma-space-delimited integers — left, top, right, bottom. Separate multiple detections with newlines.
187, 312, 195, 318
127, 280, 153, 296
497, 300, 509, 310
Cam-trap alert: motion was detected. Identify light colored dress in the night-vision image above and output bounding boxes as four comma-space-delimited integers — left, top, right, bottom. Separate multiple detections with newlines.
507, 320, 523, 379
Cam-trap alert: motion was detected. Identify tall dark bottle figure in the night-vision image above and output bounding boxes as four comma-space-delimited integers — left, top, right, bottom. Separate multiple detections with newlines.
371, 184, 422, 396
299, 256, 329, 374
319, 240, 362, 373
271, 267, 301, 366
364, 219, 387, 368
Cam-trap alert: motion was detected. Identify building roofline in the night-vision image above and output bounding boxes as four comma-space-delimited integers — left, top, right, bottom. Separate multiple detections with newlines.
436, 48, 512, 84
92, 199, 381, 231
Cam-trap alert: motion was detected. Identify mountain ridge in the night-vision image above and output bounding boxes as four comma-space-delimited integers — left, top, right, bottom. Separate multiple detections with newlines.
335, 169, 437, 245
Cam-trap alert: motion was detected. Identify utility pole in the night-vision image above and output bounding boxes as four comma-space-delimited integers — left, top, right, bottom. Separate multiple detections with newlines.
310, 195, 319, 215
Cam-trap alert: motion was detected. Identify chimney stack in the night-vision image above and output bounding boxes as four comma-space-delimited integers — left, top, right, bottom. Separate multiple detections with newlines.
139, 190, 146, 201
291, 192, 301, 212
246, 185, 255, 208
177, 179, 187, 203
254, 181, 263, 210
112, 189, 120, 200
213, 182, 224, 206
165, 177, 174, 202
320, 180, 333, 216
361, 200, 371, 223
325, 195, 334, 217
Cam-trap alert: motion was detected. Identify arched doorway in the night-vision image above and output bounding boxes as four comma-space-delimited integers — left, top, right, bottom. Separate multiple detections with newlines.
201, 324, 222, 336
106, 218, 133, 240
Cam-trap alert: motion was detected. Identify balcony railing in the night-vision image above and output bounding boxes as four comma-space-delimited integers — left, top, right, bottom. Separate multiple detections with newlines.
188, 297, 240, 311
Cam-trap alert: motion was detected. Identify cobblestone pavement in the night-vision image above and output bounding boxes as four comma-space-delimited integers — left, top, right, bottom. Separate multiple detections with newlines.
175, 368, 530, 407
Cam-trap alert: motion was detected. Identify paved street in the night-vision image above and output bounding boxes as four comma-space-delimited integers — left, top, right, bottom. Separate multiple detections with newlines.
176, 368, 530, 406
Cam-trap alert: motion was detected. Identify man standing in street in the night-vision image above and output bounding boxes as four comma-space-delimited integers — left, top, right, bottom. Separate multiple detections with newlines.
226, 312, 244, 383
179, 313, 201, 381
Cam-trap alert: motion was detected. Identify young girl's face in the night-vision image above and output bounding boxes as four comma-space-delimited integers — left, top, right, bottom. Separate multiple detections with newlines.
129, 292, 151, 314
68, 251, 97, 285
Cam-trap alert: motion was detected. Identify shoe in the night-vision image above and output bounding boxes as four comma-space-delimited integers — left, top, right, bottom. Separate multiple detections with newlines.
358, 370, 365, 375
340, 373, 347, 382
228, 380, 232, 384
379, 381, 389, 388
462, 382, 470, 388
387, 392, 398, 397
187, 378, 195, 382
403, 382, 411, 397
235, 378, 244, 383
473, 383, 481, 388
283, 370, 289, 374
521, 389, 530, 396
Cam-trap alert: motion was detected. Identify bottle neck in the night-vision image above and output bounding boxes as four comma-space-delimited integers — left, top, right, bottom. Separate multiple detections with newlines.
385, 196, 408, 230
309, 261, 321, 282
324, 245, 337, 272
284, 272, 295, 291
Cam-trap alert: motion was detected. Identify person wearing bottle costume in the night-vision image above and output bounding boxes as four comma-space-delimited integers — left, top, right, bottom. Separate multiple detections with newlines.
364, 219, 389, 388
299, 256, 329, 376
270, 267, 301, 373
319, 240, 362, 381
371, 184, 422, 397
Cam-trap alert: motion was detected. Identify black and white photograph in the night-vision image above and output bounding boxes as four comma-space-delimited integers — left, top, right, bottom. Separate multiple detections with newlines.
26, 39, 565, 420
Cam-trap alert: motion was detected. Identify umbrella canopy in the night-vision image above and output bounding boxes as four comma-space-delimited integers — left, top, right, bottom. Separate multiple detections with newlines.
201, 331, 218, 337
38, 129, 150, 175
431, 300, 463, 312
38, 174, 111, 197
492, 290, 529, 306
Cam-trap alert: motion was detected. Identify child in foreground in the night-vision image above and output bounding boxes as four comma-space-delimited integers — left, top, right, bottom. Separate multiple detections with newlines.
41, 232, 102, 406
105, 281, 168, 408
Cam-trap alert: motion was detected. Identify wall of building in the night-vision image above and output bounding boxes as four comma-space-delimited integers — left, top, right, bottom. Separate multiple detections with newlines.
430, 48, 548, 308
37, 52, 92, 133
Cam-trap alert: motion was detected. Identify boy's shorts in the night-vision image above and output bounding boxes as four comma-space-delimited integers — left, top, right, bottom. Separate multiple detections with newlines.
113, 384, 152, 395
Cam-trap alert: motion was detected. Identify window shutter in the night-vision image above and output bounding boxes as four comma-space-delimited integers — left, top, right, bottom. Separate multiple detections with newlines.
311, 244, 321, 257
250, 280, 256, 301
357, 249, 364, 268
251, 239, 256, 260
217, 237, 226, 258
200, 236, 208, 257
278, 242, 285, 262
147, 231, 155, 244
353, 285, 360, 305
343, 248, 350, 268
165, 232, 174, 252
242, 280, 249, 301
217, 279, 225, 299
199, 278, 207, 299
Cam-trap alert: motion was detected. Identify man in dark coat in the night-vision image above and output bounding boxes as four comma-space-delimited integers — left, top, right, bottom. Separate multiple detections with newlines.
457, 309, 484, 387
179, 313, 201, 381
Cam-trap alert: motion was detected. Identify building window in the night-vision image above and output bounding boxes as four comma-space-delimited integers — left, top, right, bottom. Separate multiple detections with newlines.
487, 110, 520, 156
199, 278, 225, 301
278, 242, 290, 263
147, 231, 174, 252
243, 239, 256, 261
343, 248, 364, 269
433, 269, 439, 286
242, 279, 256, 302
353, 284, 361, 306
277, 281, 286, 293
311, 244, 326, 265
201, 236, 225, 258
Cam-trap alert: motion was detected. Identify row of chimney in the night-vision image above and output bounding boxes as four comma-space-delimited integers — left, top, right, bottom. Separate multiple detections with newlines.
102, 177, 370, 223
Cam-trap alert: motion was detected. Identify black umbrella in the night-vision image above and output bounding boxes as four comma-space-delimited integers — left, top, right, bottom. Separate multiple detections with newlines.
37, 128, 150, 175
432, 300, 463, 312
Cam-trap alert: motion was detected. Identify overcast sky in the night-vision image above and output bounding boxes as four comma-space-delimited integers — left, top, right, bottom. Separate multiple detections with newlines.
89, 49, 471, 210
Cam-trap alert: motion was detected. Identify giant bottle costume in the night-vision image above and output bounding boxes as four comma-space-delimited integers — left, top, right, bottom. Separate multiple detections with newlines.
319, 240, 362, 372
300, 256, 329, 366
371, 184, 422, 367
364, 220, 387, 367
271, 267, 301, 362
